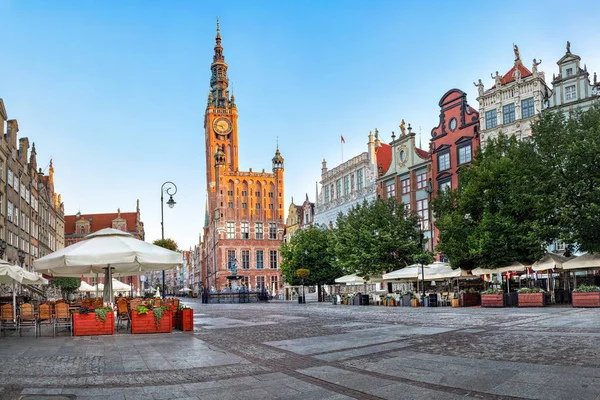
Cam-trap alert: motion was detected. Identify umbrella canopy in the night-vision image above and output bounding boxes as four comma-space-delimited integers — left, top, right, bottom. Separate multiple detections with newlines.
33, 228, 183, 276
532, 252, 572, 271
472, 262, 527, 276
0, 263, 24, 284
0, 261, 47, 321
383, 264, 427, 280
334, 274, 383, 284
96, 279, 131, 292
563, 253, 600, 270
77, 280, 96, 292
419, 265, 471, 281
179, 287, 192, 292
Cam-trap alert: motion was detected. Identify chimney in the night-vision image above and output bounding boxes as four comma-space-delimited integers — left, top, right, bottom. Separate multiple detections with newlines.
19, 137, 30, 164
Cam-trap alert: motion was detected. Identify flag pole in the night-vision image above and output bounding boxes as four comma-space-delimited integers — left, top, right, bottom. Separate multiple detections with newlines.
341, 140, 344, 163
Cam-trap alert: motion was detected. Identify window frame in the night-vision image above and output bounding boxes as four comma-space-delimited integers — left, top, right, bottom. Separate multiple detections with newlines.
457, 143, 472, 165
485, 109, 497, 129
438, 151, 450, 172
502, 103, 515, 124
226, 221, 235, 239
521, 97, 535, 119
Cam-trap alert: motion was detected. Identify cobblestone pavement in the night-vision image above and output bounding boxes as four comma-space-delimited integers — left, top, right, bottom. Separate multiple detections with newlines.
2, 300, 600, 399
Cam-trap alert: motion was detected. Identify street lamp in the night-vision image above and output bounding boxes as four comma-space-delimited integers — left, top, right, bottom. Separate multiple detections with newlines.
0, 239, 7, 260
161, 181, 178, 299
425, 179, 434, 252
17, 249, 25, 268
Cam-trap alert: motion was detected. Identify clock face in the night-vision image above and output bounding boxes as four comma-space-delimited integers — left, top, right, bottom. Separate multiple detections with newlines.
213, 117, 232, 135
449, 118, 458, 132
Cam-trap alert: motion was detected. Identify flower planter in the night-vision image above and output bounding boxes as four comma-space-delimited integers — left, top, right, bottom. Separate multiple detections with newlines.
411, 299, 419, 307
572, 292, 600, 308
402, 295, 412, 306
73, 312, 115, 336
131, 310, 172, 334
518, 292, 545, 307
177, 309, 194, 331
451, 298, 459, 307
481, 294, 504, 308
460, 293, 481, 307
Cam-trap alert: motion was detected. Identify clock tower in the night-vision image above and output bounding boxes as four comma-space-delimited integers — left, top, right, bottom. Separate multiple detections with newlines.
205, 18, 239, 192
202, 20, 285, 294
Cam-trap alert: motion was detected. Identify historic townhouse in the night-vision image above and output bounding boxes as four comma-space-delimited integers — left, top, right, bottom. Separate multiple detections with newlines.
202, 21, 285, 292
476, 45, 550, 149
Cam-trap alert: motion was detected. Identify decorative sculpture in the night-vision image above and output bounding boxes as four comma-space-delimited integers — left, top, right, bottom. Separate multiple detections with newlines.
532, 58, 542, 76
473, 79, 484, 97
566, 41, 571, 53
491, 71, 501, 87
513, 44, 520, 61
400, 119, 406, 136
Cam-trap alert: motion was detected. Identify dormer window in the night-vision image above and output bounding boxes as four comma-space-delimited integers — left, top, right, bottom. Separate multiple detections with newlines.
566, 68, 573, 77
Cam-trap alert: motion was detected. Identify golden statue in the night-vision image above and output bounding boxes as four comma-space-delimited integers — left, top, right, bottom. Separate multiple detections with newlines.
513, 44, 520, 61
57, 194, 61, 205
400, 119, 406, 136
49, 158, 54, 185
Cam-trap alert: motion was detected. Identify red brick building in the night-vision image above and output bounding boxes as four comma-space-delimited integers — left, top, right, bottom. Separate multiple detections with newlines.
202, 21, 284, 292
64, 201, 145, 293
430, 89, 480, 258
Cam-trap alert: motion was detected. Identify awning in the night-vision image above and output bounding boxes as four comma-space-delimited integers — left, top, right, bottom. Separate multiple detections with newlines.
334, 274, 383, 284
472, 262, 527, 276
532, 252, 573, 271
383, 264, 428, 280
563, 253, 600, 270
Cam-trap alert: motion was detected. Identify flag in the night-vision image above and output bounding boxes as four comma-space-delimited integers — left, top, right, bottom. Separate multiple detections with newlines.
341, 135, 345, 143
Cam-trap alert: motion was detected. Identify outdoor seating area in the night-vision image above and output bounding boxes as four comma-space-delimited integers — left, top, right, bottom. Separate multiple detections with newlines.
331, 252, 600, 309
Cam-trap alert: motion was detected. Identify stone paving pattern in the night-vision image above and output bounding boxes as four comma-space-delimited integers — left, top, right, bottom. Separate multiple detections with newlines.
2, 300, 600, 399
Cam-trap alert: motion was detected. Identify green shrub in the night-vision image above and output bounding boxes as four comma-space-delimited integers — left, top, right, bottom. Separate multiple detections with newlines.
482, 288, 502, 294
573, 285, 600, 293
518, 287, 544, 293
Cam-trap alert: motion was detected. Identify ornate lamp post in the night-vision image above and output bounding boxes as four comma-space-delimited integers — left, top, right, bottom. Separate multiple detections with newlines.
161, 181, 177, 299
0, 239, 7, 260
18, 249, 26, 268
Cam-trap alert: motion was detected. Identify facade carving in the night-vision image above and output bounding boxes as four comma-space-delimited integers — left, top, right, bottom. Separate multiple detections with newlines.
202, 21, 284, 292
477, 46, 550, 149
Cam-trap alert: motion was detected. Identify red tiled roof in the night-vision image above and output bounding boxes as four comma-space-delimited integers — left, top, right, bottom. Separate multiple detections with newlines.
415, 148, 430, 160
500, 63, 532, 85
64, 212, 138, 235
376, 143, 392, 176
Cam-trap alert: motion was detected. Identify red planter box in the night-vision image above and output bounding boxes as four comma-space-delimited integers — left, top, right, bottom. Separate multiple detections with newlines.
177, 309, 194, 331
481, 294, 504, 308
131, 310, 172, 334
572, 292, 600, 307
518, 292, 545, 307
73, 312, 115, 336
460, 293, 481, 307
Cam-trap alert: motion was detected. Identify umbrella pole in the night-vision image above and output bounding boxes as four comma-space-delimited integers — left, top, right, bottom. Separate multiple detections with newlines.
95, 273, 99, 298
12, 281, 17, 322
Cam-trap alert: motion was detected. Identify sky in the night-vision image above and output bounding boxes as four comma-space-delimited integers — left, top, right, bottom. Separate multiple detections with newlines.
1, 0, 599, 249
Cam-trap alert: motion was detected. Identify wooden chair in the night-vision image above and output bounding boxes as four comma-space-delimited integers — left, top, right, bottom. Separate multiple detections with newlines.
1, 304, 19, 337
152, 298, 161, 308
37, 304, 53, 337
129, 298, 142, 311
116, 299, 130, 332
53, 303, 72, 337
18, 303, 37, 337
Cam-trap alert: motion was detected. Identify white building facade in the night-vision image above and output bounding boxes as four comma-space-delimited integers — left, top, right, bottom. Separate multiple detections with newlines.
476, 45, 551, 149
314, 132, 379, 228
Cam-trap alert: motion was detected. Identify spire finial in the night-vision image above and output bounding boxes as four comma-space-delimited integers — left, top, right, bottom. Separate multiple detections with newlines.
216, 17, 221, 40
391, 131, 395, 141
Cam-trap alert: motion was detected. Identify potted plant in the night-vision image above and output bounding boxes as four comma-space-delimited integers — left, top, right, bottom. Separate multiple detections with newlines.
572, 285, 600, 307
131, 303, 172, 334
177, 304, 194, 331
73, 305, 115, 336
460, 288, 481, 307
481, 288, 504, 308
518, 287, 545, 307
401, 291, 413, 307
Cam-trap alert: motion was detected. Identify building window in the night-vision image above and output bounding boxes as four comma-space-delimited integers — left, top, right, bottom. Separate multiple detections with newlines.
401, 178, 410, 194
458, 144, 472, 165
270, 276, 278, 290
256, 276, 265, 290
255, 191, 260, 197
256, 250, 264, 269
416, 173, 427, 190
269, 223, 277, 240
256, 203, 261, 210
343, 175, 349, 196
268, 204, 274, 210
565, 85, 576, 101
241, 222, 249, 239
336, 179, 342, 198
438, 152, 450, 172
268, 192, 274, 198
7, 201, 13, 221
566, 68, 573, 77
13, 175, 18, 190
80, 226, 85, 234
324, 185, 330, 203
357, 169, 363, 191
350, 174, 355, 191
255, 222, 264, 239
241, 250, 250, 269
269, 250, 278, 269
227, 190, 233, 196
20, 183, 25, 199
417, 199, 429, 230
14, 207, 18, 226
241, 190, 247, 196
228, 201, 233, 208
386, 180, 395, 198
25, 187, 30, 204
226, 221, 235, 239
439, 180, 451, 192
503, 103, 515, 124
7, 169, 13, 187
521, 97, 535, 118
485, 109, 497, 129
242, 202, 247, 209
227, 250, 236, 270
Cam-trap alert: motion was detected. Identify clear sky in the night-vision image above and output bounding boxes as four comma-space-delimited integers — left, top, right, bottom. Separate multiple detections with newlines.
1, 0, 599, 249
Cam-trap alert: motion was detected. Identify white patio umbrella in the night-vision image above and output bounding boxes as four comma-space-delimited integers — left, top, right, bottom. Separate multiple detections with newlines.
563, 253, 600, 270
179, 287, 192, 292
77, 280, 96, 292
0, 261, 48, 320
532, 253, 572, 271
334, 274, 384, 284
96, 279, 131, 292
33, 228, 182, 305
383, 263, 435, 281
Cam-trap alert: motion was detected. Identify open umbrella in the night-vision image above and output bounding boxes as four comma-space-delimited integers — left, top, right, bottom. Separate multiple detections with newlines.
0, 261, 48, 320
77, 280, 96, 292
34, 228, 182, 305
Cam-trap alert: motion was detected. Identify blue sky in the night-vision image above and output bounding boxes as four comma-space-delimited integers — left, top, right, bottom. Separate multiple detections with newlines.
1, 0, 599, 249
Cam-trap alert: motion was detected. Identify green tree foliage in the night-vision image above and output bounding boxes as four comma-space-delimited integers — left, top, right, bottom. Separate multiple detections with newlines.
280, 226, 341, 287
53, 277, 81, 294
334, 198, 420, 277
530, 107, 600, 253
433, 134, 550, 269
153, 238, 179, 251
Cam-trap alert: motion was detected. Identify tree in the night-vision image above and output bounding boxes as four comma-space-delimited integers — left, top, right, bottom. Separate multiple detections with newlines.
280, 225, 341, 301
432, 134, 551, 269
53, 277, 81, 297
530, 106, 600, 254
333, 198, 420, 278
153, 238, 179, 251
